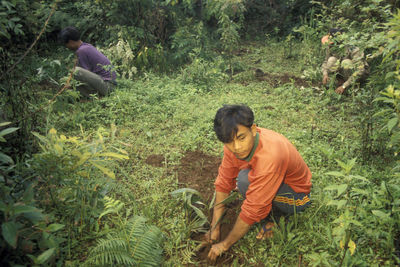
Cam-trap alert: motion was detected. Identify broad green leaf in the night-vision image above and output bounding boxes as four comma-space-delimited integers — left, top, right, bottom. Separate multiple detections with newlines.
13, 205, 37, 215
32, 132, 48, 144
171, 188, 203, 198
189, 204, 207, 220
325, 171, 344, 177
0, 127, 19, 137
2, 222, 18, 248
45, 223, 65, 232
351, 188, 369, 196
212, 191, 239, 208
23, 211, 45, 224
36, 248, 55, 264
90, 161, 115, 179
0, 152, 13, 164
97, 152, 129, 160
336, 184, 348, 197
336, 200, 347, 209
387, 117, 398, 133
0, 122, 11, 127
324, 185, 341, 191
349, 175, 370, 183
372, 210, 390, 220
373, 108, 393, 117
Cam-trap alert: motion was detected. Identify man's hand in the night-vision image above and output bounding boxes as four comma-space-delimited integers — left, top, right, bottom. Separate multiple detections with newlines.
198, 227, 220, 251
322, 74, 329, 85
207, 241, 228, 262
335, 85, 345, 94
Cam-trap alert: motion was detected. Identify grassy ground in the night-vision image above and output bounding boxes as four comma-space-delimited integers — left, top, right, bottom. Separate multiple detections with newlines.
48, 41, 396, 266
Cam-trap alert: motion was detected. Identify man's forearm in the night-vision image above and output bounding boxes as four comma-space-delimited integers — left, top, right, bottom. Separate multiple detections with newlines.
222, 216, 251, 249
211, 191, 228, 229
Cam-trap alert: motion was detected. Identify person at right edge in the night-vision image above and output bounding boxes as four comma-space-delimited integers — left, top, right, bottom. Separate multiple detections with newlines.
202, 104, 312, 262
321, 28, 369, 94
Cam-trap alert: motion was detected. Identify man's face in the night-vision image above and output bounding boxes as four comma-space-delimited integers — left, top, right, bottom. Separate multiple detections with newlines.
65, 40, 77, 51
225, 124, 257, 160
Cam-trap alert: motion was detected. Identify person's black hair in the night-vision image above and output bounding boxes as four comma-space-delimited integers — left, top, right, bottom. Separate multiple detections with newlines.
58, 26, 80, 44
213, 104, 254, 143
329, 28, 343, 37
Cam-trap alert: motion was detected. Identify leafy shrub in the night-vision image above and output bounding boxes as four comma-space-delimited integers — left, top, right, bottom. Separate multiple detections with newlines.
32, 127, 129, 237
179, 57, 228, 92
0, 123, 64, 266
100, 32, 138, 79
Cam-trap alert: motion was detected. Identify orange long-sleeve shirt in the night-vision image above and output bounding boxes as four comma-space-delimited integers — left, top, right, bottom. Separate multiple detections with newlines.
214, 127, 312, 225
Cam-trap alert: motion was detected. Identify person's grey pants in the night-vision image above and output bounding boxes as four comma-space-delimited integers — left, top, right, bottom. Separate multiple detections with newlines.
237, 169, 311, 216
74, 67, 114, 97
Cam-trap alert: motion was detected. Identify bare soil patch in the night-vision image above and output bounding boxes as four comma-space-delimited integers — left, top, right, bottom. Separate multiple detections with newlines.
145, 154, 165, 167
175, 151, 221, 203
254, 68, 313, 88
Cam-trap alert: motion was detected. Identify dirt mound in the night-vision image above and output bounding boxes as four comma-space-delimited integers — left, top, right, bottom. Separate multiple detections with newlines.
145, 154, 165, 167
255, 69, 311, 88
175, 151, 221, 203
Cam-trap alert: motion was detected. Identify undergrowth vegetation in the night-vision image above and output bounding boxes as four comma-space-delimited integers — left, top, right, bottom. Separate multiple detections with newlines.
1, 0, 400, 266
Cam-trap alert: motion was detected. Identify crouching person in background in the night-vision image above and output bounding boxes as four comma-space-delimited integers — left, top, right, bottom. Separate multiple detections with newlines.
321, 28, 369, 94
59, 26, 117, 98
203, 104, 312, 262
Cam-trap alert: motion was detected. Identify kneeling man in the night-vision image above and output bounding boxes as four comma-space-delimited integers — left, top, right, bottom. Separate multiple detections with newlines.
205, 104, 312, 261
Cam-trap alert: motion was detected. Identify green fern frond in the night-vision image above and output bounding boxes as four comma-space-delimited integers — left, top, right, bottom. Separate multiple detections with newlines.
85, 215, 164, 267
99, 196, 125, 221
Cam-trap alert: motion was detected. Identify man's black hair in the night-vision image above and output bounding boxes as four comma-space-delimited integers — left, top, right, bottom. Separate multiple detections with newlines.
213, 104, 254, 143
329, 28, 343, 37
58, 26, 80, 44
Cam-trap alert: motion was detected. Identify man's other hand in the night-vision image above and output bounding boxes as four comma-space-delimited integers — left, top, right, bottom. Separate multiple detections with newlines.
207, 242, 228, 262
198, 228, 220, 251
335, 86, 345, 94
322, 75, 329, 85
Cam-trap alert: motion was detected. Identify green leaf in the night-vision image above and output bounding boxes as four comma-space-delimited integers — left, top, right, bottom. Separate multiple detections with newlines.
324, 184, 341, 191
336, 184, 348, 197
90, 161, 115, 179
349, 175, 370, 183
97, 152, 129, 160
23, 211, 45, 224
0, 122, 11, 127
171, 188, 203, 198
45, 223, 65, 232
387, 117, 398, 133
13, 205, 37, 215
325, 171, 344, 177
336, 199, 347, 209
0, 127, 19, 137
351, 188, 369, 196
2, 222, 18, 248
36, 248, 55, 264
0, 152, 13, 164
212, 191, 239, 208
372, 210, 390, 220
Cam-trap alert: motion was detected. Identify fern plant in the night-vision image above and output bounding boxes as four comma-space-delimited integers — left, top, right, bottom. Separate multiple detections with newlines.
85, 197, 164, 267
